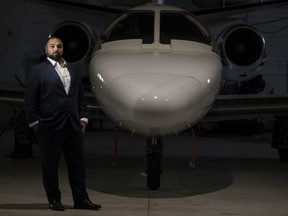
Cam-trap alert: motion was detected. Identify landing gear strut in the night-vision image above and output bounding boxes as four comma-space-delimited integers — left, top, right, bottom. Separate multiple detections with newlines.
145, 137, 163, 190
271, 117, 288, 162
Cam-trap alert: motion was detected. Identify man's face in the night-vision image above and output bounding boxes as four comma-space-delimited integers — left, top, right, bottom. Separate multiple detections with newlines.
45, 38, 63, 61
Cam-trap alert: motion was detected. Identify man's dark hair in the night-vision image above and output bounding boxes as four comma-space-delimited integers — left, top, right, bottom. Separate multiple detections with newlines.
45, 36, 63, 45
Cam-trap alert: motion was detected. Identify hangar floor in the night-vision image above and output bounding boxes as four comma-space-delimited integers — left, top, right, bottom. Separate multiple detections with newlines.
0, 127, 288, 216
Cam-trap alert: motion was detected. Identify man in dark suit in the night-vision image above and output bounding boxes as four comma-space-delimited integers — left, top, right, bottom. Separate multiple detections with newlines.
25, 36, 101, 211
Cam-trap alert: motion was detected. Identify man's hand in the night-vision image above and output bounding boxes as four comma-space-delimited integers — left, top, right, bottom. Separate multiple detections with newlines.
32, 123, 39, 131
80, 120, 88, 134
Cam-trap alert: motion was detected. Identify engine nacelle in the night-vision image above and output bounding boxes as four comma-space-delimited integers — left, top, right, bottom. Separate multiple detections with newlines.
217, 24, 266, 82
50, 21, 97, 77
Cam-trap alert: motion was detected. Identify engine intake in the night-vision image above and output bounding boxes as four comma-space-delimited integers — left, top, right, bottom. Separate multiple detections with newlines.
50, 21, 97, 63
218, 24, 266, 81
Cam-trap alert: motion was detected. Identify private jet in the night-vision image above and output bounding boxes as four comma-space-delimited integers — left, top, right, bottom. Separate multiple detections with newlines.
1, 0, 288, 189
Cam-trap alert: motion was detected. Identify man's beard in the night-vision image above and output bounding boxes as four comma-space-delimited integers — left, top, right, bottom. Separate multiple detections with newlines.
49, 52, 62, 61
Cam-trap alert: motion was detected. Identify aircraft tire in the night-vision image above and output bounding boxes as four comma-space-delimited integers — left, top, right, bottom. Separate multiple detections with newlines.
147, 152, 161, 190
278, 148, 288, 162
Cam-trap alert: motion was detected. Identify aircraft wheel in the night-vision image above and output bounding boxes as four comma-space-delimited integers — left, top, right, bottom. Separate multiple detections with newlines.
278, 148, 288, 162
147, 152, 161, 190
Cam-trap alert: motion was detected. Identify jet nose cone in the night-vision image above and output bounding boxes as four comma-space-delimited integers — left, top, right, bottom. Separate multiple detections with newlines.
108, 73, 212, 135
133, 75, 201, 120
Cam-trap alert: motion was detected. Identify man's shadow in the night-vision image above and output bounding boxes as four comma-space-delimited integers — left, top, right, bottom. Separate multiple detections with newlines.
0, 203, 73, 210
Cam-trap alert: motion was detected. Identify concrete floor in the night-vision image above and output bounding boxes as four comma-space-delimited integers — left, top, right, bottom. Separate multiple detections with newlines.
1, 127, 288, 216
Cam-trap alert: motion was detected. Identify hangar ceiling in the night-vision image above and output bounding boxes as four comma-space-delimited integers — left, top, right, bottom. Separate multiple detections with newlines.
83, 0, 279, 10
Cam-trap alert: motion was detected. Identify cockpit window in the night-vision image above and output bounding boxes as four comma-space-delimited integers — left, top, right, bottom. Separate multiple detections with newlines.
160, 12, 210, 45
105, 11, 154, 44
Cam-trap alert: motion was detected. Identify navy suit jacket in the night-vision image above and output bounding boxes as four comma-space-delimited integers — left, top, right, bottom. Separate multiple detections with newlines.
25, 59, 89, 131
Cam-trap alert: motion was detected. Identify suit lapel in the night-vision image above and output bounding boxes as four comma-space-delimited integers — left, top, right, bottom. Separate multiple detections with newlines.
67, 64, 74, 95
46, 60, 67, 94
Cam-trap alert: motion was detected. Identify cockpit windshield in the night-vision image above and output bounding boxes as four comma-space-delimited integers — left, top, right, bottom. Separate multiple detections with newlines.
104, 11, 154, 44
160, 11, 211, 45
102, 9, 215, 51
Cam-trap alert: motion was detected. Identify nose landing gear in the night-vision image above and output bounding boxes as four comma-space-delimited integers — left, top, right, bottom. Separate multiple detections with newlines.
145, 137, 163, 190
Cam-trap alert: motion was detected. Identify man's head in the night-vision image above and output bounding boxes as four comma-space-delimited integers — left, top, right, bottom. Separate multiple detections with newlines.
45, 36, 63, 61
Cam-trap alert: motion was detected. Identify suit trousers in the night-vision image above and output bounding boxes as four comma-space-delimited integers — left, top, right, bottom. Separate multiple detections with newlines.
36, 120, 88, 204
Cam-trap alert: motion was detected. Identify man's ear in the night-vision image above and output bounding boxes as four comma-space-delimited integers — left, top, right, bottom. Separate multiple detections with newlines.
44, 46, 47, 55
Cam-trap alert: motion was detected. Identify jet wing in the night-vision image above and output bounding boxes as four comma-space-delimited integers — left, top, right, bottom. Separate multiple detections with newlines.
0, 89, 101, 114
205, 94, 288, 121
0, 90, 25, 108
1, 89, 288, 121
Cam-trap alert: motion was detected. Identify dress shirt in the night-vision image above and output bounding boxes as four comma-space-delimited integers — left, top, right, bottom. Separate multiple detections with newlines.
47, 57, 71, 94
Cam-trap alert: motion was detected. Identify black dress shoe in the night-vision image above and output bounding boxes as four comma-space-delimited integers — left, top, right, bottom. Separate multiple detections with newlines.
74, 199, 102, 210
49, 200, 65, 211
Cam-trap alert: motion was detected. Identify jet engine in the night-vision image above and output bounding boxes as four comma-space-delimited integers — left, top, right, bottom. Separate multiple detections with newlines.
217, 24, 266, 82
50, 21, 97, 77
